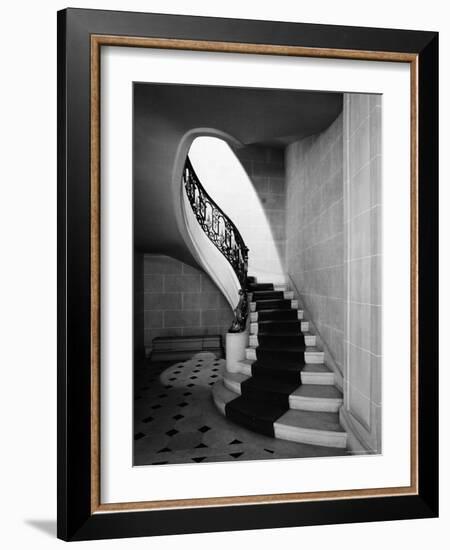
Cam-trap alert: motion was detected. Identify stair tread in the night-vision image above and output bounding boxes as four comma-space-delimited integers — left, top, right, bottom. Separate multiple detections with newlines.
257, 308, 301, 314
213, 380, 239, 404
242, 376, 299, 395
302, 364, 333, 373
237, 359, 255, 368
237, 359, 256, 368
251, 362, 302, 384
258, 319, 301, 326
243, 360, 332, 374
225, 370, 338, 398
256, 335, 305, 350
250, 347, 305, 363
291, 384, 343, 399
258, 333, 305, 341
255, 299, 294, 311
226, 395, 287, 423
248, 283, 274, 291
252, 359, 304, 372
276, 409, 345, 433
224, 371, 249, 384
257, 328, 303, 335
256, 344, 305, 352
255, 309, 301, 321
251, 291, 284, 300
254, 298, 292, 305
305, 347, 323, 353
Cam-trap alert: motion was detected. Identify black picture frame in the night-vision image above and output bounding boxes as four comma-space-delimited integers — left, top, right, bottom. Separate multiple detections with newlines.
57, 7, 438, 541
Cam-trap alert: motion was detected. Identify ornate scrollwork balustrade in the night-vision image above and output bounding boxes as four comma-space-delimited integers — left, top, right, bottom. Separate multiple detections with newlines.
182, 156, 249, 332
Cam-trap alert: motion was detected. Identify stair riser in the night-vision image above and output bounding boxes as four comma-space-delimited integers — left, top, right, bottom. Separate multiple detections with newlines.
250, 310, 304, 322
212, 393, 227, 415
225, 407, 275, 438
249, 321, 309, 335
249, 334, 316, 347
304, 351, 325, 364
232, 361, 335, 385
288, 396, 342, 413
223, 376, 242, 395
250, 300, 298, 312
246, 348, 324, 364
301, 372, 335, 385
249, 290, 294, 301
250, 309, 303, 323
241, 389, 290, 408
225, 375, 293, 408
273, 423, 348, 448
248, 284, 287, 292
231, 361, 253, 376
274, 285, 287, 292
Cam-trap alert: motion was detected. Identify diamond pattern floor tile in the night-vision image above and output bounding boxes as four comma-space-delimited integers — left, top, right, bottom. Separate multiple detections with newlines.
134, 352, 348, 466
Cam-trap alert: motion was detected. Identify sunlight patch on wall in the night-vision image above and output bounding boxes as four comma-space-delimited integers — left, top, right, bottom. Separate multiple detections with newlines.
189, 136, 285, 284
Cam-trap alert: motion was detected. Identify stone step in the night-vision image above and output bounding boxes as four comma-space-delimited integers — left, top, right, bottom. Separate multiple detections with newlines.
212, 381, 347, 448
250, 299, 298, 312
250, 320, 309, 335
247, 279, 287, 292
231, 360, 335, 385
231, 359, 253, 376
289, 384, 343, 412
246, 346, 324, 364
249, 290, 294, 301
249, 333, 316, 348
248, 285, 271, 292
273, 284, 288, 292
211, 378, 239, 415
223, 372, 342, 412
301, 364, 336, 385
223, 371, 247, 394
250, 309, 304, 322
223, 371, 296, 401
274, 410, 347, 448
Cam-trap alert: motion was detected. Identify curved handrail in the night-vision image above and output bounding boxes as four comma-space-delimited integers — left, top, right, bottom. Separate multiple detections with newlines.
182, 156, 249, 332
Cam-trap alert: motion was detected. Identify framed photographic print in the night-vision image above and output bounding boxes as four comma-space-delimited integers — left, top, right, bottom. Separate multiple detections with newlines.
57, 8, 438, 541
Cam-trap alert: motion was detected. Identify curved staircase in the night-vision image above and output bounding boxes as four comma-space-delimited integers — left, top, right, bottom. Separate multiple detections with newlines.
213, 279, 347, 449
181, 156, 347, 452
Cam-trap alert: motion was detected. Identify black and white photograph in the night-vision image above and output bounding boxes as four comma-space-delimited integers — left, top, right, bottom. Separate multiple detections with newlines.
132, 83, 382, 466
0, 0, 442, 546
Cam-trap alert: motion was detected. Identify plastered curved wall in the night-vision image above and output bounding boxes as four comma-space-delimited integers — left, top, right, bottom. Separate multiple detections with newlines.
181, 186, 241, 312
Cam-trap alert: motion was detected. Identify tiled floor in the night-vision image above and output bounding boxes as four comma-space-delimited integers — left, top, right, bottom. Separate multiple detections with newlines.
134, 352, 348, 466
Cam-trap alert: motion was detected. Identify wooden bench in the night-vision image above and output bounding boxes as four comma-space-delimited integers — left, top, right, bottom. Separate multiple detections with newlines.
149, 335, 224, 362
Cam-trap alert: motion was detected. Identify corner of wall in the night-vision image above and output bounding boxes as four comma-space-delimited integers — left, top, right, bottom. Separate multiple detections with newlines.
339, 407, 376, 454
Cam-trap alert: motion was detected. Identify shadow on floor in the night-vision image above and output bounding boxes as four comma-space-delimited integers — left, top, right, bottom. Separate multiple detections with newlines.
25, 519, 56, 538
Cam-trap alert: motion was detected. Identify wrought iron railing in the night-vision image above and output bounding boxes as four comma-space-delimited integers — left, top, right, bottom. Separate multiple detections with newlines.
182, 156, 249, 332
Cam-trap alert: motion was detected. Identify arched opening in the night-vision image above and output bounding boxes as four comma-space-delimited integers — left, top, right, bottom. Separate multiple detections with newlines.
187, 136, 285, 285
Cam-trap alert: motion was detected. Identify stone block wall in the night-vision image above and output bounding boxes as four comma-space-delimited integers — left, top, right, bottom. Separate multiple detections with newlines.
285, 115, 345, 375
284, 99, 382, 452
342, 94, 382, 452
143, 254, 233, 352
